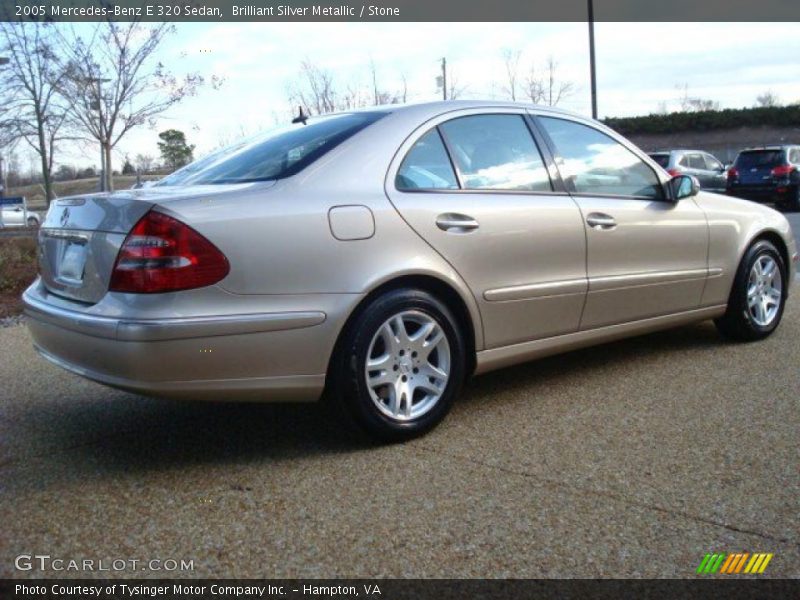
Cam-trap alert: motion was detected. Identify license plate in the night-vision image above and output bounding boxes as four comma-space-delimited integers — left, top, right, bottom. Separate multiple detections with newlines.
58, 242, 87, 283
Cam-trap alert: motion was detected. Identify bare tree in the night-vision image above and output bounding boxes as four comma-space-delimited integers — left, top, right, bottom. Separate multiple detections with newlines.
502, 49, 522, 101
523, 64, 545, 104
519, 56, 574, 106
0, 22, 70, 204
57, 22, 206, 192
676, 83, 720, 112
134, 153, 154, 173
447, 68, 467, 101
287, 59, 338, 115
755, 90, 781, 107
542, 57, 575, 106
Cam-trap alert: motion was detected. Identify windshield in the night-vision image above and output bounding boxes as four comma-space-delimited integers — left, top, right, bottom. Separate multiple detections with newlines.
735, 150, 785, 169
649, 154, 670, 168
156, 112, 387, 186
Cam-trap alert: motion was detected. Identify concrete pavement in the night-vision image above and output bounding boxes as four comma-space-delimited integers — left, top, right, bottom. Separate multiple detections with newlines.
1, 300, 798, 578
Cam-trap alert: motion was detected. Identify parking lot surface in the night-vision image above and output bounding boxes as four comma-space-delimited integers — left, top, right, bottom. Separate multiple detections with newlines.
1, 292, 798, 579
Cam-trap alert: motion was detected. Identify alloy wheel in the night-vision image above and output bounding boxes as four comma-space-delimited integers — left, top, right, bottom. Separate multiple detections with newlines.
746, 255, 783, 327
364, 310, 451, 421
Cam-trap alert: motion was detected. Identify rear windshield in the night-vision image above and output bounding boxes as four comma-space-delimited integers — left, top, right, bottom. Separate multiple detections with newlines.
156, 112, 386, 186
649, 154, 670, 168
735, 150, 785, 169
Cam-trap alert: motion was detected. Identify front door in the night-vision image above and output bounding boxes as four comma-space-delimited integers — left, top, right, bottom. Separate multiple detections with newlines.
535, 115, 709, 330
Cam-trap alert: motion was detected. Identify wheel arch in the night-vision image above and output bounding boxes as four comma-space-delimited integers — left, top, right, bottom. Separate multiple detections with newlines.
327, 273, 480, 383
750, 229, 791, 296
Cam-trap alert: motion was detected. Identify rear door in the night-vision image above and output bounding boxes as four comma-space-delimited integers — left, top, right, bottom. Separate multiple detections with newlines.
702, 153, 727, 192
534, 114, 709, 329
386, 109, 587, 349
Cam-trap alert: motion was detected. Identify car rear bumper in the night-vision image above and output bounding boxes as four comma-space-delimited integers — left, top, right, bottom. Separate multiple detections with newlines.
23, 282, 356, 402
727, 185, 796, 203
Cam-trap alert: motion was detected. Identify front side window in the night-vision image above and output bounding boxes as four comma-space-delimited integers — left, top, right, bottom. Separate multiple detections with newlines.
396, 129, 458, 190
439, 114, 552, 192
157, 112, 386, 186
705, 154, 723, 171
539, 117, 663, 199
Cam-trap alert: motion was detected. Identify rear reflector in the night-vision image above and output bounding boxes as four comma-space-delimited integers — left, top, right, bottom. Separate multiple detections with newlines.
109, 211, 229, 293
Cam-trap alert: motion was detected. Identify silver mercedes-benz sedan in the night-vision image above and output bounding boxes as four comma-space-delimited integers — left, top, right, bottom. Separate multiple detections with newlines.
24, 101, 797, 440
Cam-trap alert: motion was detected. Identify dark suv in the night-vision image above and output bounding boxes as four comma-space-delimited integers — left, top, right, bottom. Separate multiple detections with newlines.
726, 145, 800, 211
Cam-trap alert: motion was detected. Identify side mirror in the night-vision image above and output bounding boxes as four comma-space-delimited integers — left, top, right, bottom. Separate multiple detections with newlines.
670, 174, 699, 201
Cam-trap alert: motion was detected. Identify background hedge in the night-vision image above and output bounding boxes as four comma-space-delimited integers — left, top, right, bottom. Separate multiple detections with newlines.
604, 105, 800, 135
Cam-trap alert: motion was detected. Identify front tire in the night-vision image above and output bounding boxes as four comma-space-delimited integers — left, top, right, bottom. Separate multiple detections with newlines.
714, 240, 787, 341
329, 288, 466, 442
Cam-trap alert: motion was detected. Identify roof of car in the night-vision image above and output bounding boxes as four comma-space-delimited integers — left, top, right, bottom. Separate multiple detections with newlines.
739, 146, 792, 152
336, 99, 581, 120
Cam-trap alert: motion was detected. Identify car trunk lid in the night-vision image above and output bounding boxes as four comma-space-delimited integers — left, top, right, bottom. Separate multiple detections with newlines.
37, 184, 253, 304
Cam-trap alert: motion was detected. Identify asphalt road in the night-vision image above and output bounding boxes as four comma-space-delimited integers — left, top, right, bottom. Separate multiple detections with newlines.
1, 299, 798, 579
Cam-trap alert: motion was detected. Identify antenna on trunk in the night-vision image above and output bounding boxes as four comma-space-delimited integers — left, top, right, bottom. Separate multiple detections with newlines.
291, 106, 308, 125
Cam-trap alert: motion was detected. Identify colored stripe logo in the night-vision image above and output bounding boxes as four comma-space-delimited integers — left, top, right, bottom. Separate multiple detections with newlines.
697, 552, 773, 574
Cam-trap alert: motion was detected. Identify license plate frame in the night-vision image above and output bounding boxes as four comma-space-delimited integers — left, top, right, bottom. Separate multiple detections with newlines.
57, 241, 88, 284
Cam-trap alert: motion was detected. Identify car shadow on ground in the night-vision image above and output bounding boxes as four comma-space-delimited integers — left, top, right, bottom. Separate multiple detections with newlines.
8, 320, 727, 483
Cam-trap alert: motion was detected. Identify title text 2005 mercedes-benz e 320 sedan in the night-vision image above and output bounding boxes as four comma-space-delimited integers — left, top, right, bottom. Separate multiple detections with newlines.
24, 101, 797, 440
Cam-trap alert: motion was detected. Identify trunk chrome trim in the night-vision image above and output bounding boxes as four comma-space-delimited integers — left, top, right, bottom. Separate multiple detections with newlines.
40, 229, 90, 243
23, 290, 326, 342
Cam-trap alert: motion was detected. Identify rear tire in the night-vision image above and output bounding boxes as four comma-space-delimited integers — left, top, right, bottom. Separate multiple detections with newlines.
714, 240, 787, 341
328, 288, 466, 442
26, 217, 38, 228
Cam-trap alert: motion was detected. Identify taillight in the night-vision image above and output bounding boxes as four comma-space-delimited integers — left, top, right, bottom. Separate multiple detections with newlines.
727, 167, 739, 181
109, 210, 229, 293
770, 164, 796, 177
666, 168, 682, 177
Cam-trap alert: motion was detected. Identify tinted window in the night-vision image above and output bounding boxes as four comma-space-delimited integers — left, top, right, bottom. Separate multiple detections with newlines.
157, 112, 386, 186
649, 154, 670, 168
735, 150, 784, 169
439, 115, 552, 191
687, 154, 706, 170
705, 154, 723, 171
539, 117, 663, 199
396, 129, 458, 190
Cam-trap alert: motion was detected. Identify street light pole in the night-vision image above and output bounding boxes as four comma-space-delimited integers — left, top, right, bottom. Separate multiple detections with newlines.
441, 57, 447, 101
0, 57, 9, 197
588, 0, 598, 119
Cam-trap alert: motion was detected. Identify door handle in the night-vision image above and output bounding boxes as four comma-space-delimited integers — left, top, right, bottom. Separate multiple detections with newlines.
436, 213, 479, 232
586, 212, 617, 230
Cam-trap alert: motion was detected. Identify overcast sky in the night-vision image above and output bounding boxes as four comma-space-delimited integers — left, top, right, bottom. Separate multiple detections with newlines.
24, 22, 800, 170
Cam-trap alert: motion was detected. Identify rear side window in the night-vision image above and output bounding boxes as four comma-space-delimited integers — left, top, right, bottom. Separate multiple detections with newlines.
439, 114, 552, 192
157, 112, 386, 186
788, 148, 800, 164
396, 129, 458, 190
539, 117, 663, 199
687, 154, 706, 169
649, 154, 670, 168
735, 150, 784, 169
